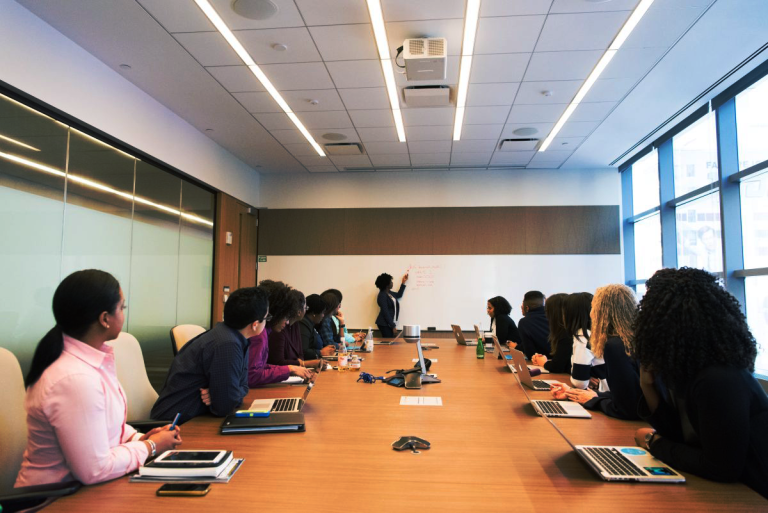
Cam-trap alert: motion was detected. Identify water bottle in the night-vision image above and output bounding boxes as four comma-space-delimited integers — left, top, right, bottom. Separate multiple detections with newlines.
476, 322, 485, 359
365, 327, 374, 352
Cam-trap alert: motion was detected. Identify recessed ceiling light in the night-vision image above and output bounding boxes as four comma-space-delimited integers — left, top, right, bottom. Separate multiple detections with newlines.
271, 43, 288, 52
308, 99, 319, 106
119, 64, 131, 70
541, 90, 553, 97
231, 0, 278, 20
513, 127, 538, 136
205, 128, 214, 132
322, 132, 347, 141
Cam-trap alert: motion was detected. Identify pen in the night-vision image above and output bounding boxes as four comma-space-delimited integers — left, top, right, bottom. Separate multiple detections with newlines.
170, 413, 181, 430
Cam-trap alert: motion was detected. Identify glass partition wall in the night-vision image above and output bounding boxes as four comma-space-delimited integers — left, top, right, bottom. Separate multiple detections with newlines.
0, 92, 214, 377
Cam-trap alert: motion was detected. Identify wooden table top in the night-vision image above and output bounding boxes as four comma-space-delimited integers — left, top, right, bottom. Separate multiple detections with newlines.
48, 339, 765, 512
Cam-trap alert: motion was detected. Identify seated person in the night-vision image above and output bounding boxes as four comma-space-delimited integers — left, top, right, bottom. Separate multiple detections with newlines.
299, 294, 335, 360
517, 290, 550, 358
322, 288, 365, 347
560, 292, 607, 391
151, 287, 269, 424
267, 288, 323, 370
16, 270, 181, 487
531, 293, 572, 373
550, 285, 641, 420
318, 290, 343, 349
633, 268, 768, 499
486, 296, 521, 348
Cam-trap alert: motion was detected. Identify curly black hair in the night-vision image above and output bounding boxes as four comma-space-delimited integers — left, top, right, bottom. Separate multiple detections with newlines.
634, 267, 757, 391
488, 296, 512, 317
375, 273, 392, 290
258, 279, 303, 328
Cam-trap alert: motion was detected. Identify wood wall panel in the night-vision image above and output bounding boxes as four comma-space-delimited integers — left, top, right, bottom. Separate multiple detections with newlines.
345, 208, 434, 255
524, 206, 620, 254
259, 209, 340, 255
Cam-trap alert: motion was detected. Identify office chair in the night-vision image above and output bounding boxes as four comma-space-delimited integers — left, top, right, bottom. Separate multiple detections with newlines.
170, 324, 206, 356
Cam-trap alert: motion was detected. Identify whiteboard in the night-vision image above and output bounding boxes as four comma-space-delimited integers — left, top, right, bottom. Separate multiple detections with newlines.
258, 255, 623, 331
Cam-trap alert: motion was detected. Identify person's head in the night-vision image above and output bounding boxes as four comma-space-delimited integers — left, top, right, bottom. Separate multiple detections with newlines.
223, 286, 270, 337
258, 280, 300, 332
26, 269, 124, 387
563, 292, 593, 339
375, 273, 393, 291
521, 290, 545, 315
288, 289, 307, 325
590, 284, 637, 359
634, 267, 757, 390
323, 288, 343, 307
487, 296, 512, 319
545, 293, 568, 355
304, 294, 328, 325
321, 290, 340, 316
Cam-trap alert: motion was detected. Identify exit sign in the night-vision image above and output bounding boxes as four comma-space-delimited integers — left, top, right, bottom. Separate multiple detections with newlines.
258, 255, 267, 262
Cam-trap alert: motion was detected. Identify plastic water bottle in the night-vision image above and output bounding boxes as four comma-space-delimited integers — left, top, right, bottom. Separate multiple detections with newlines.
365, 327, 374, 352
476, 323, 485, 359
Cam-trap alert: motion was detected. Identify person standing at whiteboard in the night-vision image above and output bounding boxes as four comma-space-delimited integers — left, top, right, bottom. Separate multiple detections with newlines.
375, 272, 408, 337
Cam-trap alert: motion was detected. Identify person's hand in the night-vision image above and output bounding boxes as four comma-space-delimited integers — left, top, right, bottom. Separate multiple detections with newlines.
402, 272, 409, 284
634, 428, 657, 449
639, 366, 655, 386
565, 387, 597, 404
149, 426, 182, 454
200, 388, 211, 406
321, 345, 336, 356
506, 341, 517, 350
140, 424, 178, 441
354, 331, 366, 341
588, 377, 601, 390
336, 309, 346, 325
289, 365, 314, 379
550, 382, 569, 400
531, 354, 547, 367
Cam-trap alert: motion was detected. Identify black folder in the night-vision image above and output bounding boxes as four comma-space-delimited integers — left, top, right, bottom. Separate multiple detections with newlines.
220, 411, 305, 434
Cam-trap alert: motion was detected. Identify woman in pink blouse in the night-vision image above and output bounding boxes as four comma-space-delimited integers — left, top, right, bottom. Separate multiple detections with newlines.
15, 270, 181, 487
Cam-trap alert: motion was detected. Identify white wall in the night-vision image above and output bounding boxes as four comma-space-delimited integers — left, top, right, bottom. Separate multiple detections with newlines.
0, 0, 260, 205
260, 168, 620, 209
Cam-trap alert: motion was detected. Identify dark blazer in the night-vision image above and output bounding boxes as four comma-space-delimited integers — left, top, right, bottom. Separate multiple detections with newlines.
490, 314, 520, 346
375, 284, 406, 328
582, 336, 641, 420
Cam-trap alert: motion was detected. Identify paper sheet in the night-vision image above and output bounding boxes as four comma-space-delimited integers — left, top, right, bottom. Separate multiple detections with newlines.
400, 396, 443, 406
412, 358, 437, 363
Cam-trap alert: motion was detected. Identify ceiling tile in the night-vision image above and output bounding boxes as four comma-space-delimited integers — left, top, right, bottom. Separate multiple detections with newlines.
370, 154, 411, 166
528, 150, 573, 164
254, 112, 295, 130
326, 60, 385, 88
535, 12, 631, 52
174, 32, 241, 66
363, 141, 410, 154
402, 107, 456, 126
490, 151, 535, 166
210, 0, 305, 30
524, 51, 603, 81
507, 104, 568, 123
339, 88, 391, 110
581, 77, 637, 103
309, 24, 378, 61
569, 102, 616, 122
451, 139, 498, 153
136, 0, 214, 32
461, 124, 503, 140
464, 106, 508, 125
283, 142, 319, 156
601, 47, 668, 80
467, 83, 519, 107
405, 125, 453, 141
357, 127, 399, 142
260, 62, 335, 90
450, 152, 493, 165
269, 129, 305, 144
385, 19, 464, 56
408, 140, 452, 153
298, 111, 353, 129
470, 54, 530, 83
474, 16, 546, 54
622, 4, 708, 49
550, 0, 637, 13
480, 0, 552, 16
307, 166, 339, 173
501, 123, 553, 139
236, 27, 321, 64
282, 89, 346, 111
296, 154, 332, 166
295, 0, 370, 25
349, 109, 395, 127
382, 0, 466, 21
557, 121, 599, 138
206, 66, 265, 92
329, 155, 373, 168
395, 56, 460, 87
232, 91, 281, 112
526, 162, 562, 169
516, 81, 582, 104
410, 153, 451, 166
310, 128, 361, 143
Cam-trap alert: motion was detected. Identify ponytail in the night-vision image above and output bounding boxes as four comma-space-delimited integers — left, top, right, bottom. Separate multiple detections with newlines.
25, 326, 64, 387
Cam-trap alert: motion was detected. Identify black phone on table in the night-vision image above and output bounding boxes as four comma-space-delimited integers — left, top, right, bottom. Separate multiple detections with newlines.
156, 483, 211, 496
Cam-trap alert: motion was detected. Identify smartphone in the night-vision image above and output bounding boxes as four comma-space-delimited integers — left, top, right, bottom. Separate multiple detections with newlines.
156, 483, 211, 497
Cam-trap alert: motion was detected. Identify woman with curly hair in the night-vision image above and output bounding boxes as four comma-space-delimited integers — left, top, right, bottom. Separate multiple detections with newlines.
531, 293, 570, 373
486, 296, 521, 347
375, 271, 408, 338
633, 267, 768, 498
552, 285, 641, 419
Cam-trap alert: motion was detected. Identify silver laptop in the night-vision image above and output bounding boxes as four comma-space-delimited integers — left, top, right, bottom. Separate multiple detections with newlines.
508, 348, 559, 391
248, 375, 316, 414
473, 324, 495, 352
509, 353, 591, 419
375, 329, 403, 345
491, 336, 546, 374
451, 324, 476, 346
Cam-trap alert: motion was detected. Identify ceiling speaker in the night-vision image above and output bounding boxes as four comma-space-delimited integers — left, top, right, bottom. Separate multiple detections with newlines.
231, 0, 278, 20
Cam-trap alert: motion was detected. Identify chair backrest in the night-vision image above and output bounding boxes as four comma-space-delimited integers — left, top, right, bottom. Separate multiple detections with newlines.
106, 332, 158, 422
0, 348, 28, 492
170, 324, 206, 355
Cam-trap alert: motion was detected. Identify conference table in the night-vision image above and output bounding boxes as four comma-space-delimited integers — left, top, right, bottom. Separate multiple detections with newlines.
47, 338, 765, 512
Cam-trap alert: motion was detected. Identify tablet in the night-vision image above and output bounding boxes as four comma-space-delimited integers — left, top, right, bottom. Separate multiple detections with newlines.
153, 450, 227, 465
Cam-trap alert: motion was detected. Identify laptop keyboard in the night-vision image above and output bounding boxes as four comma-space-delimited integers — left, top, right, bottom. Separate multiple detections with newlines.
536, 401, 568, 415
583, 447, 645, 477
271, 398, 299, 412
532, 380, 550, 389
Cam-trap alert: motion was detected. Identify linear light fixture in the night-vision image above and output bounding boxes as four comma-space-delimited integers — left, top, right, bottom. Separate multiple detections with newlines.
0, 150, 213, 226
0, 133, 40, 152
453, 0, 482, 141
193, 0, 325, 156
539, 0, 655, 152
366, 0, 406, 142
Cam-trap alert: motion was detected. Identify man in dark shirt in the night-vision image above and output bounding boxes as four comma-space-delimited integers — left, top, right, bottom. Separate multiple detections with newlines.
517, 291, 550, 359
151, 287, 269, 424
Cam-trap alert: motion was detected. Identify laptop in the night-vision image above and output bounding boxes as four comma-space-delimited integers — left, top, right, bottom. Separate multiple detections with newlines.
247, 375, 316, 414
474, 324, 496, 352
375, 329, 403, 345
451, 324, 476, 346
509, 354, 591, 419
491, 336, 548, 374
508, 348, 559, 391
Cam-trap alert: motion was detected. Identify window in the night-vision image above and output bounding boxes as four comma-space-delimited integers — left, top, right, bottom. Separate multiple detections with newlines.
745, 276, 768, 378
673, 112, 718, 195
634, 213, 662, 280
740, 171, 768, 269
676, 193, 723, 273
631, 150, 659, 214
735, 74, 768, 171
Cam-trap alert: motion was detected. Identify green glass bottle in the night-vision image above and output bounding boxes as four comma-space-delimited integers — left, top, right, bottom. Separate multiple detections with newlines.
476, 329, 484, 359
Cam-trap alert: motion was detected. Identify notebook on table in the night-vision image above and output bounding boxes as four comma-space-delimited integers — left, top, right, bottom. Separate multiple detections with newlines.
221, 411, 305, 434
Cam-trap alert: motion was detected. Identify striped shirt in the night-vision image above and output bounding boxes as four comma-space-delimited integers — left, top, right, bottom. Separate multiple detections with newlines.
570, 329, 609, 391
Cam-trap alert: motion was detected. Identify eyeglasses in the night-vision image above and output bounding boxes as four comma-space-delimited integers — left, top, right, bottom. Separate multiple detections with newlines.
259, 314, 273, 323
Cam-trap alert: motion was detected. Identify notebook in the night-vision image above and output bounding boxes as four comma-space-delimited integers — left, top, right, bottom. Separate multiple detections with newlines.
220, 411, 305, 434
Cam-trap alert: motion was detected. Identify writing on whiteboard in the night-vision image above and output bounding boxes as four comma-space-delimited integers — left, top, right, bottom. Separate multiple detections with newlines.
408, 264, 441, 289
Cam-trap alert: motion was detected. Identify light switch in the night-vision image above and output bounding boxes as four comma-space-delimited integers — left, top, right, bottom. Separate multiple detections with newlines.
226, 231, 233, 245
